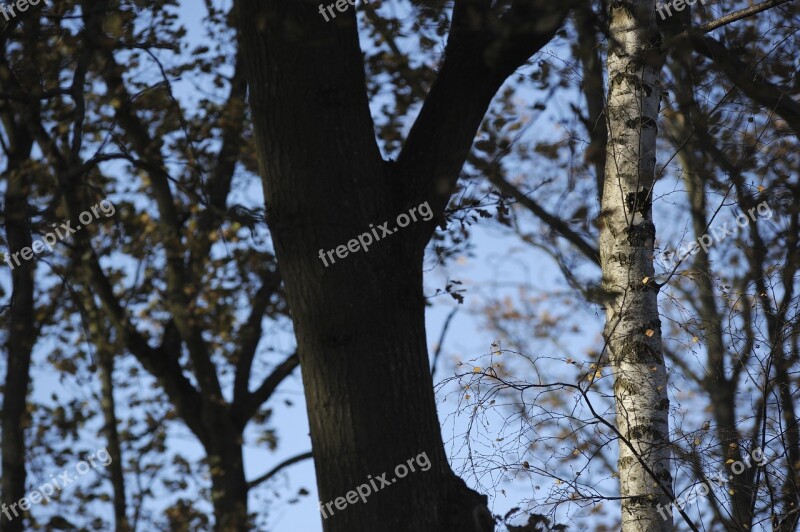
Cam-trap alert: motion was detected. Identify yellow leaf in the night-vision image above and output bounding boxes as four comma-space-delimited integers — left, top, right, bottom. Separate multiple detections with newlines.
757, 185, 765, 192
729, 489, 735, 495
642, 276, 650, 284
726, 459, 735, 464
473, 367, 481, 373
692, 336, 699, 343
645, 329, 655, 337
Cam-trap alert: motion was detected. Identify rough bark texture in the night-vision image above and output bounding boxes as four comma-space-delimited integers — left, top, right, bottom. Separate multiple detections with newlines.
600, 1, 673, 530
236, 0, 572, 530
236, 7, 490, 530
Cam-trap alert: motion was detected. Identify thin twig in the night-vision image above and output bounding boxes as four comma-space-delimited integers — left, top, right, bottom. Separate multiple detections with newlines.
431, 307, 459, 379
247, 451, 314, 489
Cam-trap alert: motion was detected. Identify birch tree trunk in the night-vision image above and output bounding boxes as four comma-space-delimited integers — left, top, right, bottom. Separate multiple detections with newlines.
600, 1, 673, 530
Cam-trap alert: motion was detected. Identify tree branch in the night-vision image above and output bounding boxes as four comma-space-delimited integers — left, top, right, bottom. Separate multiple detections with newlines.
397, 0, 578, 242
696, 0, 794, 34
86, 0, 222, 401
431, 307, 458, 379
237, 352, 300, 427
233, 266, 284, 408
247, 451, 313, 489
489, 175, 600, 264
691, 34, 800, 135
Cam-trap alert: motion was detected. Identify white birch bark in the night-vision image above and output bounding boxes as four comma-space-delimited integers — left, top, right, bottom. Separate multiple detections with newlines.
600, 1, 672, 530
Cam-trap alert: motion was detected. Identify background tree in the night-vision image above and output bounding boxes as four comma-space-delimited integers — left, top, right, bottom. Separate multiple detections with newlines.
1, 0, 798, 530
1, 1, 305, 529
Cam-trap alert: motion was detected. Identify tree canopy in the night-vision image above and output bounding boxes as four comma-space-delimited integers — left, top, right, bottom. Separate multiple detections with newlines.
1, 0, 799, 530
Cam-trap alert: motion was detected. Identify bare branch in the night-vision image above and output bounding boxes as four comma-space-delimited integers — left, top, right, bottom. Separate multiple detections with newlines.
247, 451, 313, 489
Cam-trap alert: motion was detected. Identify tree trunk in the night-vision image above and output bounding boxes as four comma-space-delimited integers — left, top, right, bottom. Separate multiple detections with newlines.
236, 2, 493, 530
287, 252, 490, 531
205, 418, 250, 532
1, 134, 35, 532
600, 1, 673, 530
97, 349, 131, 531
236, 0, 576, 527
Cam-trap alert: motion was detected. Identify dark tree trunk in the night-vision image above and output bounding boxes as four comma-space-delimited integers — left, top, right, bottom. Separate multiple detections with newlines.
204, 417, 250, 532
97, 350, 131, 531
236, 1, 570, 529
236, 4, 491, 531
1, 162, 35, 532
288, 248, 490, 531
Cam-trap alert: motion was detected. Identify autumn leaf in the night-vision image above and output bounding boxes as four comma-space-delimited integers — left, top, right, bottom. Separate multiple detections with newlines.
645, 329, 654, 337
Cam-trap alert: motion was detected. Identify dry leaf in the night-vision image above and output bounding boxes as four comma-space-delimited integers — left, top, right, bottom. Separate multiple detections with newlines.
645, 329, 655, 337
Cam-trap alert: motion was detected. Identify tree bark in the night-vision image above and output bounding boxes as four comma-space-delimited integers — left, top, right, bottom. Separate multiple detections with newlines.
236, 1, 573, 529
600, 1, 673, 530
96, 349, 131, 532
236, 11, 491, 528
0, 121, 35, 532
206, 434, 249, 532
